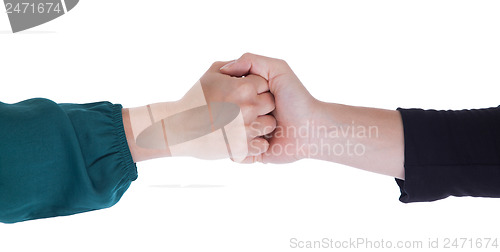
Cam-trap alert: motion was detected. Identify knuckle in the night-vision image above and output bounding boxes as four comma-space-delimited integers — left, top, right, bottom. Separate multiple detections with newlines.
261, 139, 270, 151
240, 106, 255, 122
237, 82, 256, 97
277, 58, 288, 67
262, 116, 277, 133
211, 61, 224, 67
262, 93, 276, 110
242, 52, 254, 58
269, 116, 277, 129
247, 121, 260, 134
270, 100, 276, 111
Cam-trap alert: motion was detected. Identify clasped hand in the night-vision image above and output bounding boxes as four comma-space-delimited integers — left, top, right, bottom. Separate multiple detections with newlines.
124, 53, 404, 179
198, 53, 319, 163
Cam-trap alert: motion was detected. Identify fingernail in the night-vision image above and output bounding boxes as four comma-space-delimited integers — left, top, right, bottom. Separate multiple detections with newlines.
220, 60, 236, 70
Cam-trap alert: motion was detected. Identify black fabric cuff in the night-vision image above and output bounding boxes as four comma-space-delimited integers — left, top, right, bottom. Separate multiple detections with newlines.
396, 106, 500, 203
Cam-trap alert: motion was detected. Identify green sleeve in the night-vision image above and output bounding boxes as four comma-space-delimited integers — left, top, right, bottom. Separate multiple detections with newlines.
0, 98, 138, 223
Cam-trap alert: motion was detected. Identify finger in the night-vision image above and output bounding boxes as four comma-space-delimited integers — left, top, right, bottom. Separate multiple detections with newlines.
220, 53, 287, 81
238, 154, 263, 164
247, 137, 270, 156
243, 74, 269, 94
255, 92, 275, 115
247, 115, 276, 138
209, 61, 234, 72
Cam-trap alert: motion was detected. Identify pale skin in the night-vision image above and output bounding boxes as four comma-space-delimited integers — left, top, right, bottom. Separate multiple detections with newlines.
123, 61, 277, 162
123, 53, 405, 180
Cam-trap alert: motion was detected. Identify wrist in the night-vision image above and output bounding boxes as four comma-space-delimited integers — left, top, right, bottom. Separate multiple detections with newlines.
302, 101, 345, 161
279, 98, 332, 161
122, 108, 138, 162
124, 97, 249, 162
122, 102, 176, 162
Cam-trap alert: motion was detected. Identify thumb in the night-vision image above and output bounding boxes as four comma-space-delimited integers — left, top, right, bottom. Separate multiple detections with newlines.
219, 60, 249, 77
220, 53, 281, 81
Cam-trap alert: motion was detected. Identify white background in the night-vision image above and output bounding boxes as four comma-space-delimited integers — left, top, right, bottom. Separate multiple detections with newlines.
1, 0, 500, 251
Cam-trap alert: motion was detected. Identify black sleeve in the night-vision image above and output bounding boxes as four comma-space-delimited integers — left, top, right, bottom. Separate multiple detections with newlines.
395, 106, 500, 203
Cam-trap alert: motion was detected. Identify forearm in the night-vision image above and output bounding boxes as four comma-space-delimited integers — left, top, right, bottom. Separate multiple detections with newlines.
123, 73, 274, 163
123, 102, 174, 162
308, 101, 405, 179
